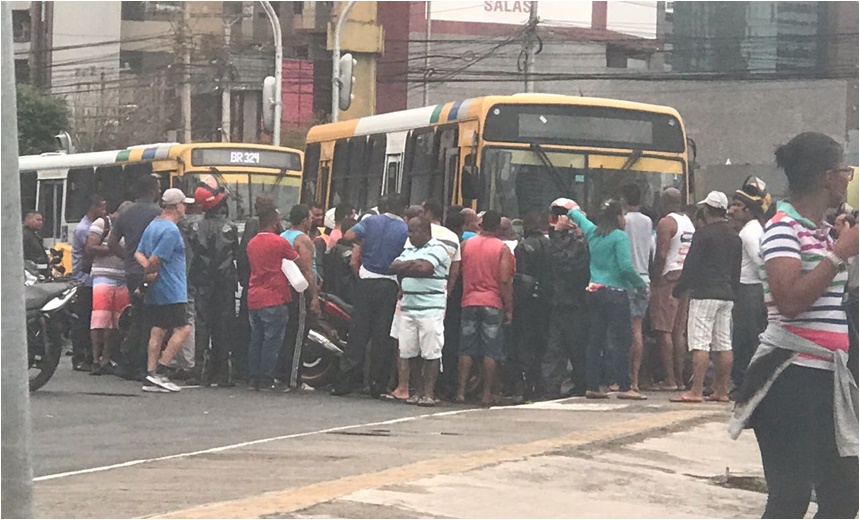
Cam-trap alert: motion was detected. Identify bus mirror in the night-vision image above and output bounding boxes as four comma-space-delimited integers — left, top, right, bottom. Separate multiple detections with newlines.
461, 165, 479, 200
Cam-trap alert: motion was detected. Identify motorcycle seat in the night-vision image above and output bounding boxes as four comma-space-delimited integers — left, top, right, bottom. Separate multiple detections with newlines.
25, 282, 74, 311
324, 293, 353, 316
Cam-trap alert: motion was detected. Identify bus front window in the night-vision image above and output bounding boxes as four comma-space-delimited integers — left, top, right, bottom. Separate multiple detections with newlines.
482, 147, 684, 218
248, 174, 301, 218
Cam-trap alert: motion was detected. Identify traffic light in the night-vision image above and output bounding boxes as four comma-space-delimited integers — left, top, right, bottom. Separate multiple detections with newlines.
338, 53, 357, 112
262, 76, 277, 134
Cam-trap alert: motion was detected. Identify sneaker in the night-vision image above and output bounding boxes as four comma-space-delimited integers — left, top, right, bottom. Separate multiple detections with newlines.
146, 373, 181, 392
142, 383, 171, 393
259, 382, 288, 393
299, 383, 316, 392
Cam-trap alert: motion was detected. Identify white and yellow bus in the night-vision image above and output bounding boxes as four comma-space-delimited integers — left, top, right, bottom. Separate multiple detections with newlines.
20, 142, 303, 272
302, 93, 694, 218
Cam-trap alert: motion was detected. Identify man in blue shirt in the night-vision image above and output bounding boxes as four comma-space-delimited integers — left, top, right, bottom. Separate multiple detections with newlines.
135, 188, 195, 393
332, 193, 408, 397
71, 195, 106, 371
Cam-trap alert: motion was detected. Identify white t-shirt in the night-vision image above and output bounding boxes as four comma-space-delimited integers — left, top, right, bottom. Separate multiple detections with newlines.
625, 211, 653, 283
738, 218, 764, 285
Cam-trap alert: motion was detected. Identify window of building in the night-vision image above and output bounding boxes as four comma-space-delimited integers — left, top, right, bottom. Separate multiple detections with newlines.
293, 2, 304, 15
13, 9, 31, 42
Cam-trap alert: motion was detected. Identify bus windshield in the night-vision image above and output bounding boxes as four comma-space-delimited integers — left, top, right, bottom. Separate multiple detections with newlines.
188, 173, 301, 221
481, 147, 685, 218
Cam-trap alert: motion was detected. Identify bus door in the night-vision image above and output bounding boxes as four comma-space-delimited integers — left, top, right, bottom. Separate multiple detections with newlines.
443, 148, 460, 206
320, 160, 332, 207
458, 120, 480, 206
37, 178, 65, 247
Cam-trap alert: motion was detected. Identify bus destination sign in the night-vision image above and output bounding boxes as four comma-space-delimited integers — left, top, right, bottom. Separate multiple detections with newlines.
191, 148, 302, 171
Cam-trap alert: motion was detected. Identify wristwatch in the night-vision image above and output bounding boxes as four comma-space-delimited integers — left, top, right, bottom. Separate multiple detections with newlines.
823, 251, 846, 269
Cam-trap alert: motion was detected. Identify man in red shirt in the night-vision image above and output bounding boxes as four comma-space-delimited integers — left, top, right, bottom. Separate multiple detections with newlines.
457, 210, 514, 407
246, 207, 299, 391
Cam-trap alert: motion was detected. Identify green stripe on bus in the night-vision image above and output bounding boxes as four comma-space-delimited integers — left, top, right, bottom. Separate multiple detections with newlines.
430, 104, 444, 124
116, 150, 130, 162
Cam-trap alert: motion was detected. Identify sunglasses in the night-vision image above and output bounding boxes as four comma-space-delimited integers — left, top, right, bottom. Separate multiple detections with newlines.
828, 167, 855, 181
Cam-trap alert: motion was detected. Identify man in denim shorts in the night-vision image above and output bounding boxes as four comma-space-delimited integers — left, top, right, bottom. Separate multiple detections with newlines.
622, 184, 654, 392
457, 211, 514, 407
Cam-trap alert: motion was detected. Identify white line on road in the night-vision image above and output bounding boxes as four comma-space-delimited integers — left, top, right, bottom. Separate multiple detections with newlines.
33, 407, 481, 482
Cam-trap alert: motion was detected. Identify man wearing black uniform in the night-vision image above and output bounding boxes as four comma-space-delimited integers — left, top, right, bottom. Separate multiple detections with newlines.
540, 200, 591, 399
509, 209, 552, 401
22, 211, 48, 266
188, 176, 239, 387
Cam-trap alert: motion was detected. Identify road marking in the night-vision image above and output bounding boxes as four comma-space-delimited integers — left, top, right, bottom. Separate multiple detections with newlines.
32, 408, 479, 482
154, 409, 720, 519
513, 402, 630, 411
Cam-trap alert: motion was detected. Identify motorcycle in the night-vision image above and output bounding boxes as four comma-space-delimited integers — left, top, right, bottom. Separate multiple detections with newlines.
300, 292, 349, 388
24, 259, 79, 391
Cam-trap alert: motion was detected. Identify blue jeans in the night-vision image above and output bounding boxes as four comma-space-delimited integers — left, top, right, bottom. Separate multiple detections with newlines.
586, 288, 632, 392
248, 305, 289, 385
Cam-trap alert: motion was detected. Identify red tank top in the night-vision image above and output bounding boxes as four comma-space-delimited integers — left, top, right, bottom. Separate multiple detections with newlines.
461, 234, 507, 309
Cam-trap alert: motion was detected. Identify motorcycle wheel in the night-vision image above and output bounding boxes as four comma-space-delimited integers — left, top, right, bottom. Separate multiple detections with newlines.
300, 335, 339, 388
29, 317, 62, 392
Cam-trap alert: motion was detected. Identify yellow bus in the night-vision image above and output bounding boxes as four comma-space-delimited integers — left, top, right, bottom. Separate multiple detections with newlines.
19, 142, 303, 272
302, 94, 693, 218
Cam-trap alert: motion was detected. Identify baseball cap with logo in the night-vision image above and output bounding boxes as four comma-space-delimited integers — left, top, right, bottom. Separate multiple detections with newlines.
162, 188, 194, 206
698, 190, 729, 210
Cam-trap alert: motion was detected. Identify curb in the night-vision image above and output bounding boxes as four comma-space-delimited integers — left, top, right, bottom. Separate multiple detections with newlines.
154, 409, 723, 519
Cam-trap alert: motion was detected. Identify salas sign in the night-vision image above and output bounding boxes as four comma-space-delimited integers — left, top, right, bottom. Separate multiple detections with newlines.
431, 0, 658, 39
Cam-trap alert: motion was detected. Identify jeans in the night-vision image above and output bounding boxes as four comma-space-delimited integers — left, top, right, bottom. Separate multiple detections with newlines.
541, 304, 589, 397
731, 283, 766, 388
248, 304, 289, 385
586, 288, 632, 392
752, 365, 858, 518
339, 278, 399, 391
507, 292, 549, 397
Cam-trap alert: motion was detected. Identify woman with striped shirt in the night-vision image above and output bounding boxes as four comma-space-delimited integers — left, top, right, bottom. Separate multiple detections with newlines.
730, 132, 858, 518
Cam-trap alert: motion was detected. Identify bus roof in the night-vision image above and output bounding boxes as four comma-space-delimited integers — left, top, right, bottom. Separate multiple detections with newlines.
19, 142, 303, 171
307, 93, 684, 143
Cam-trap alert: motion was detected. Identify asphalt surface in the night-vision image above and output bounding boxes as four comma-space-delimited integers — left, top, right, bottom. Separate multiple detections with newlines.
29, 361, 475, 478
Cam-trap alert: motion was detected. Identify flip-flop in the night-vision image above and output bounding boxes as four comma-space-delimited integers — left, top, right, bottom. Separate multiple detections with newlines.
617, 392, 648, 401
416, 396, 437, 407
406, 395, 421, 405
380, 393, 408, 403
704, 395, 731, 403
670, 395, 704, 403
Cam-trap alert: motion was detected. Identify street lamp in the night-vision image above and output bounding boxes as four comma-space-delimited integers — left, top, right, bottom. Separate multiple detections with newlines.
258, 0, 282, 145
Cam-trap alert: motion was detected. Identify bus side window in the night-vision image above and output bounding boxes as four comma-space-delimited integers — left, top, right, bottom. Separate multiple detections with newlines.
66, 167, 95, 223
347, 136, 368, 209
366, 134, 386, 208
122, 163, 154, 201
403, 127, 434, 204
95, 165, 123, 213
302, 142, 321, 204
435, 125, 458, 206
330, 138, 350, 207
20, 170, 37, 215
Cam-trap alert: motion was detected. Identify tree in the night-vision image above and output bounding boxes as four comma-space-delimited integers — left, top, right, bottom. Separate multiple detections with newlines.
16, 84, 71, 155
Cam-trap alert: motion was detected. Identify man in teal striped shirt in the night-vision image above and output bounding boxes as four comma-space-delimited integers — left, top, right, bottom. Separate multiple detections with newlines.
387, 217, 451, 406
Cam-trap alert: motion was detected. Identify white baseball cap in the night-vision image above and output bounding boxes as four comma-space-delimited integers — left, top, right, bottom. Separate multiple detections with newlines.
698, 190, 728, 210
162, 188, 194, 205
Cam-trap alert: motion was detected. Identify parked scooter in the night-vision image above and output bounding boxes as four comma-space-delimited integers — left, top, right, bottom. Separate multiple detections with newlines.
24, 259, 79, 391
300, 292, 349, 388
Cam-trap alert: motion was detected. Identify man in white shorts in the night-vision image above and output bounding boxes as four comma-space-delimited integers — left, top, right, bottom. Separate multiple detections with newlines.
671, 191, 742, 403
386, 217, 451, 406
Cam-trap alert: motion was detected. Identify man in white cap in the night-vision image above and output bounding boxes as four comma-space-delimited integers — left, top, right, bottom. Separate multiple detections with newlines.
134, 188, 195, 393
670, 191, 742, 403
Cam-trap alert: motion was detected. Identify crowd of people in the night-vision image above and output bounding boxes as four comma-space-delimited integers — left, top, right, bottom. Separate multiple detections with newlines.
20, 131, 859, 517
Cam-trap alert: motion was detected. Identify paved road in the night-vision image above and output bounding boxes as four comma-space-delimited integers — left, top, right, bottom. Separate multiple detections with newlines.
30, 362, 771, 518
30, 362, 473, 478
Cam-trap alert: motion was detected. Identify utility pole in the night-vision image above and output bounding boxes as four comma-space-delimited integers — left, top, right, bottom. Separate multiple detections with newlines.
422, 1, 431, 106
1, 4, 34, 518
221, 18, 232, 142
258, 0, 282, 145
523, 0, 538, 93
180, 1, 192, 143
331, 0, 358, 123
